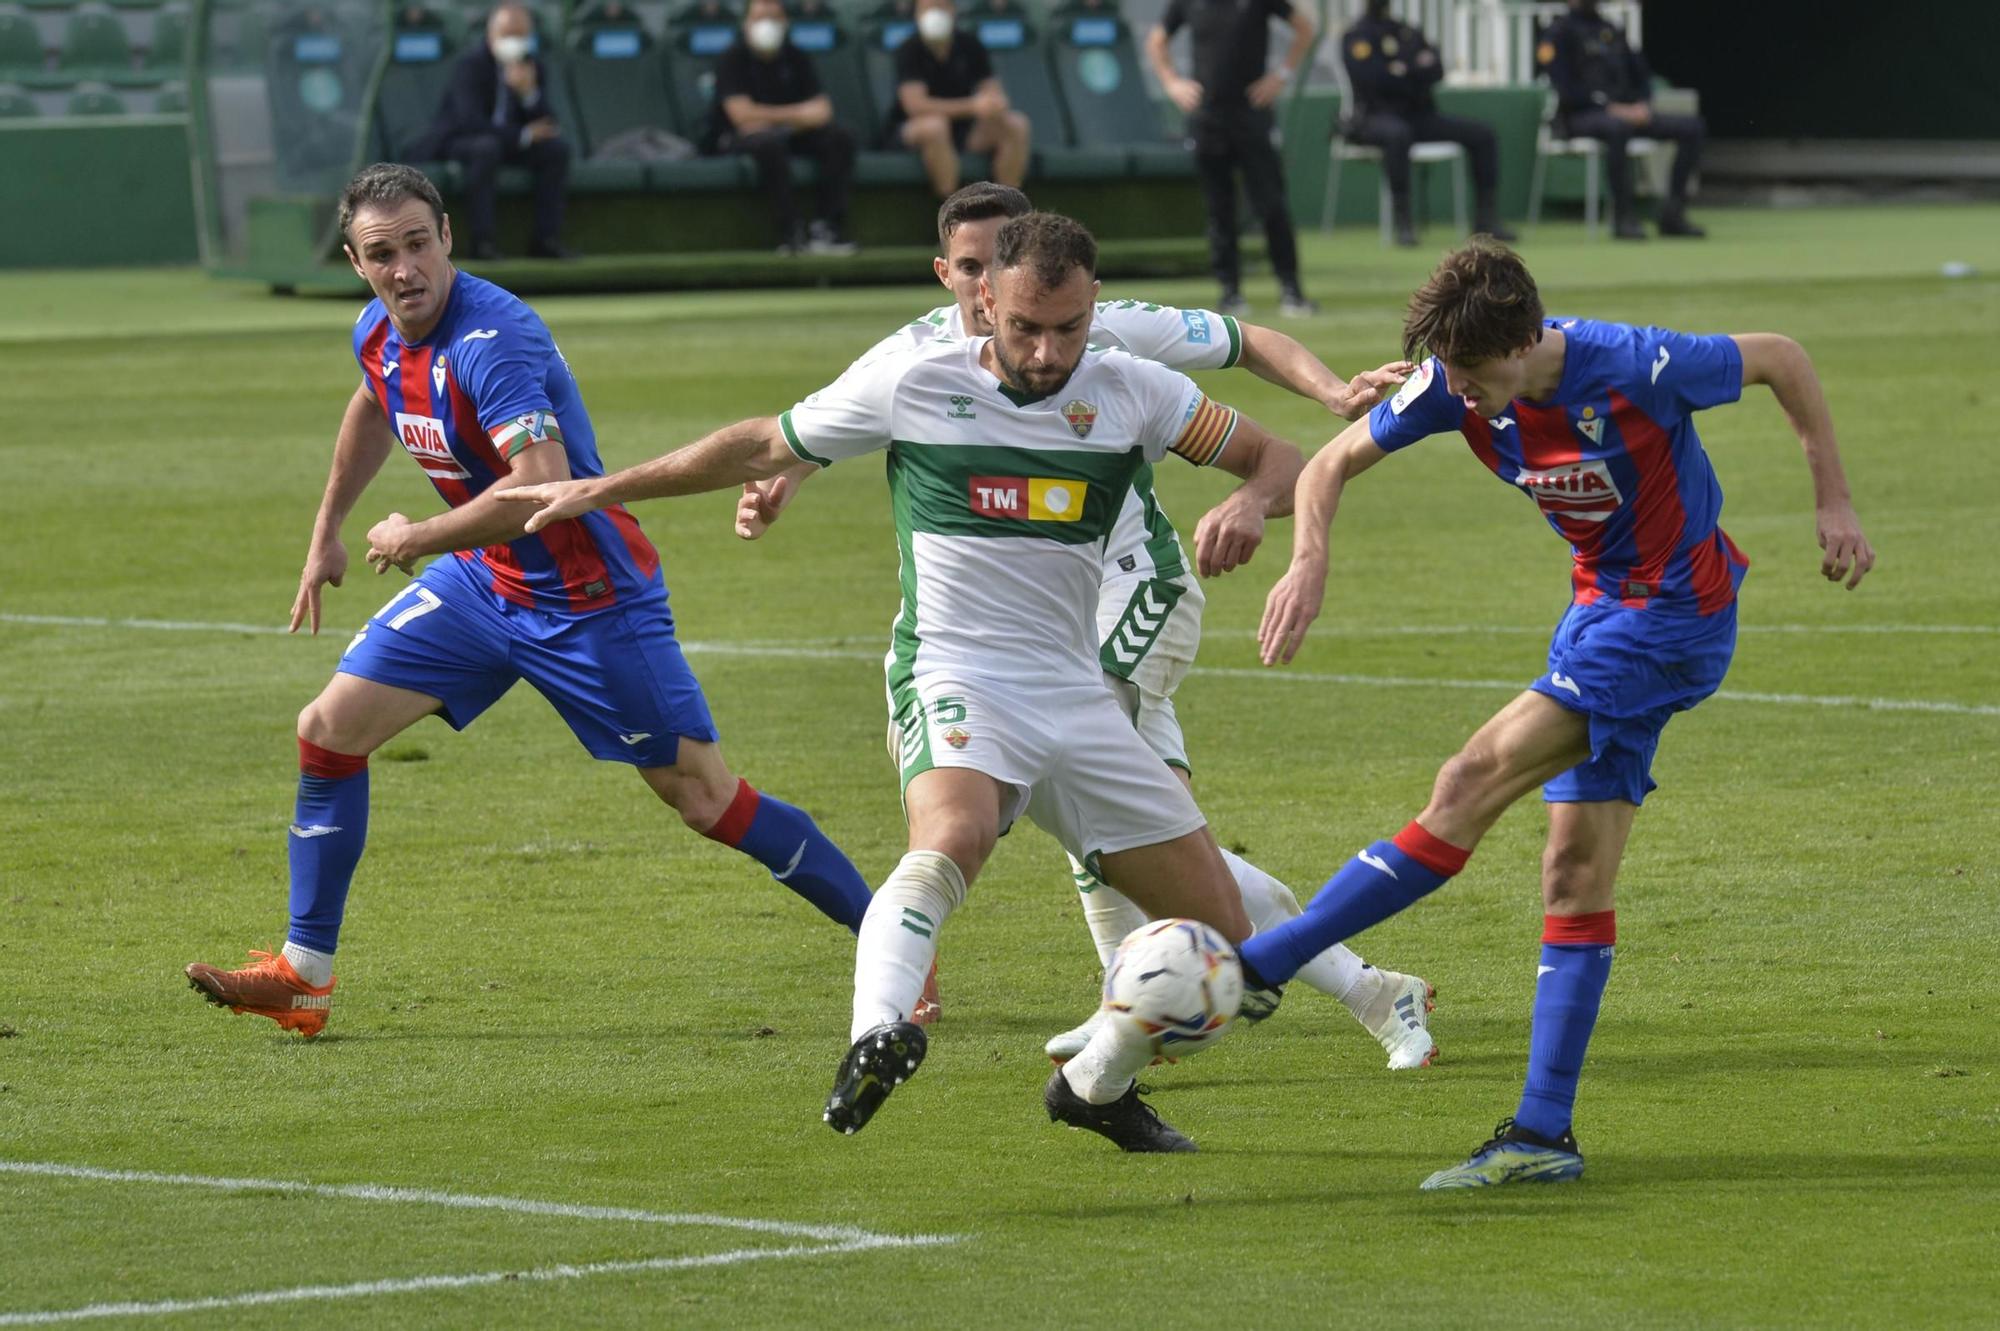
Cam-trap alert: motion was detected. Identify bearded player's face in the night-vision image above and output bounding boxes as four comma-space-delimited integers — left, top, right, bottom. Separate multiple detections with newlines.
345, 199, 455, 339
981, 263, 1098, 398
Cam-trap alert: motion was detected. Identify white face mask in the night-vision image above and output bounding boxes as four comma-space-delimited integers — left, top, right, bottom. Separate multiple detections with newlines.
917, 9, 955, 42
746, 17, 787, 53
490, 34, 532, 64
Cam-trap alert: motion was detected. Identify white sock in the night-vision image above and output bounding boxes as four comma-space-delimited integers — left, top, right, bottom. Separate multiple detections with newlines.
281, 941, 334, 988
1069, 852, 1148, 969
1060, 1009, 1154, 1104
851, 850, 966, 1042
1219, 848, 1367, 1004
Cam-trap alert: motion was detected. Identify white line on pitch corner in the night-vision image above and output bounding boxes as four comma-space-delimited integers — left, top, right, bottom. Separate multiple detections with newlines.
3, 613, 1994, 716
0, 1238, 956, 1326
0, 1160, 927, 1244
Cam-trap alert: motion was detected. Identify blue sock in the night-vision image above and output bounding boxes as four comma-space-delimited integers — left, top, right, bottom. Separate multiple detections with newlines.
705, 779, 871, 932
1239, 821, 1470, 987
286, 740, 371, 954
1515, 911, 1617, 1141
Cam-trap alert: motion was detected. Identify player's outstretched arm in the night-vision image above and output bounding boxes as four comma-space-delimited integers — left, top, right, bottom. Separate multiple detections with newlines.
1258, 418, 1388, 666
1734, 333, 1876, 589
735, 462, 818, 540
1190, 414, 1303, 578
291, 383, 396, 634
499, 416, 797, 535
364, 434, 576, 575
1237, 322, 1411, 421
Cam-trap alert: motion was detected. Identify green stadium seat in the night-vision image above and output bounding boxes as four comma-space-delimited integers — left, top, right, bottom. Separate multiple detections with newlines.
858, 8, 913, 137
141, 7, 187, 78
17, 0, 79, 11
374, 8, 456, 158
644, 154, 750, 189
57, 9, 156, 86
1048, 5, 1188, 176
264, 10, 369, 189
65, 85, 127, 114
106, 0, 166, 10
964, 4, 1070, 142
0, 12, 70, 89
152, 80, 185, 112
661, 1, 737, 148
566, 6, 679, 153
787, 3, 877, 146
0, 87, 37, 116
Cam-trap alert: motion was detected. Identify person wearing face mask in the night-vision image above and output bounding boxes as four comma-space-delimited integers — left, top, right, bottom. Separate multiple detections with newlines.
1541, 0, 1707, 240
890, 0, 1031, 199
413, 2, 571, 259
1341, 0, 1514, 247
711, 0, 859, 254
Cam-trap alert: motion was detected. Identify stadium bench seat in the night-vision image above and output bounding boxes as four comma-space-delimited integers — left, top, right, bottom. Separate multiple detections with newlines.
106, 0, 166, 10
140, 6, 187, 80
16, 0, 78, 10
0, 12, 70, 88
1049, 4, 1189, 177
151, 79, 184, 111
789, 6, 877, 145
65, 84, 125, 113
373, 8, 456, 158
57, 8, 157, 86
0, 85, 36, 115
565, 10, 680, 154
661, 1, 736, 147
264, 11, 369, 189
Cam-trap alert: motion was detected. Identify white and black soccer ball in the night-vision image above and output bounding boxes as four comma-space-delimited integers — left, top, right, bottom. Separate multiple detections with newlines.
1101, 918, 1244, 1057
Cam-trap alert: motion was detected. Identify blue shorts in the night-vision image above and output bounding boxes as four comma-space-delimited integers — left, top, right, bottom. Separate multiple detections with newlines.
1529, 597, 1738, 806
336, 555, 717, 767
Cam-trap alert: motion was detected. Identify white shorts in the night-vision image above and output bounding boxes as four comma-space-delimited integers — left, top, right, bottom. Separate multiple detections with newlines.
893, 672, 1206, 864
1096, 572, 1204, 701
1102, 672, 1188, 773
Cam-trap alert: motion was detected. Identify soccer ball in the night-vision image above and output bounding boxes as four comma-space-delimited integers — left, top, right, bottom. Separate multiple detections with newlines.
1101, 918, 1244, 1057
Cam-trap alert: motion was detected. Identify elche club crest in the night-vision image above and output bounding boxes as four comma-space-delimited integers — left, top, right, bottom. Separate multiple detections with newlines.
1062, 399, 1097, 438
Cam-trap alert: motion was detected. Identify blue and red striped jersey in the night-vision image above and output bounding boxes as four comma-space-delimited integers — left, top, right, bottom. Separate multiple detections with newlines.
1369, 317, 1750, 614
352, 272, 660, 614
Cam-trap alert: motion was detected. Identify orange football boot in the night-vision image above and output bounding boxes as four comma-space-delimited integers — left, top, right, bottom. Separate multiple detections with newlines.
910, 961, 941, 1026
185, 949, 335, 1037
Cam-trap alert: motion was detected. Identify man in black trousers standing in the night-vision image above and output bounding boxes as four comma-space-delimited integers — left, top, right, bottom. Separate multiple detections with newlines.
1147, 0, 1316, 319
414, 2, 571, 259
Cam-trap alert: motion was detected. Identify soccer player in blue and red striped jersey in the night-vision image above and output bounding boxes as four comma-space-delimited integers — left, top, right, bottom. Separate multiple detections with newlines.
1246, 240, 1875, 1187
185, 163, 874, 1036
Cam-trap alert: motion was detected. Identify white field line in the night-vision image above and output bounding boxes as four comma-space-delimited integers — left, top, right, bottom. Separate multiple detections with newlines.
4, 612, 1996, 717
0, 1159, 962, 1326
0, 1238, 943, 1326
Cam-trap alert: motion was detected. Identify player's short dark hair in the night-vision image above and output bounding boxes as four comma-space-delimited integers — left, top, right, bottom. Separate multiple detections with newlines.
936, 182, 1032, 254
1402, 239, 1545, 364
338, 163, 446, 245
991, 212, 1097, 292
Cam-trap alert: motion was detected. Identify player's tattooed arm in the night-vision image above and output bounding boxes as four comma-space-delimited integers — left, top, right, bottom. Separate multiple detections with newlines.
1190, 414, 1303, 578
735, 462, 818, 540
498, 416, 796, 535
1257, 418, 1390, 667
1238, 322, 1412, 420
291, 383, 397, 634
365, 436, 574, 573
1734, 333, 1875, 589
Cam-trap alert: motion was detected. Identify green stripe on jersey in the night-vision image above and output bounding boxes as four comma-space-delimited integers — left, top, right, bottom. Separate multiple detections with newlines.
1220, 315, 1243, 368
888, 439, 1141, 545
778, 411, 830, 467
1131, 463, 1187, 580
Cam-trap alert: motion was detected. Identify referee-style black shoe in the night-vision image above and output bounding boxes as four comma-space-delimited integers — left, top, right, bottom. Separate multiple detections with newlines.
823, 1021, 926, 1136
1044, 1068, 1197, 1153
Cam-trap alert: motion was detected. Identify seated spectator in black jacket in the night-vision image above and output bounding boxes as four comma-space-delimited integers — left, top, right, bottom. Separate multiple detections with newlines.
890, 0, 1029, 199
1341, 0, 1513, 246
411, 2, 570, 259
713, 0, 857, 254
1543, 0, 1705, 239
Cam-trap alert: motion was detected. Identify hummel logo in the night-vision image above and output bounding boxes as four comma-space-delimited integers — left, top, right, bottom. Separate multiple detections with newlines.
1651, 345, 1671, 384
289, 824, 343, 839
773, 840, 808, 880
463, 328, 500, 342
616, 732, 653, 746
1358, 850, 1398, 879
1538, 964, 1556, 978
1549, 671, 1582, 698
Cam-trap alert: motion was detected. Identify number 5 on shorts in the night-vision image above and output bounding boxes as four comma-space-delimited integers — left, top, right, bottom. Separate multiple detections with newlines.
375, 583, 442, 630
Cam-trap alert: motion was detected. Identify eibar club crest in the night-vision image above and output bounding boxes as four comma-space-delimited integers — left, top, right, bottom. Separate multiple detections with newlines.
1062, 398, 1097, 438
432, 354, 448, 398
1576, 404, 1604, 445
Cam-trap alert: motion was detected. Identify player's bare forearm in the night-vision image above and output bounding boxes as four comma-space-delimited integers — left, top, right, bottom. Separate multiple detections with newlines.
314, 385, 395, 542
607, 417, 796, 502
391, 439, 574, 562
1213, 416, 1305, 519
1238, 324, 1345, 410
1290, 421, 1386, 567
1735, 333, 1875, 587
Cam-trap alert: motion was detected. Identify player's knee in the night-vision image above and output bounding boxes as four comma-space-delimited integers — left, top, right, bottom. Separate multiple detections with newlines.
1431, 746, 1505, 817
296, 698, 362, 756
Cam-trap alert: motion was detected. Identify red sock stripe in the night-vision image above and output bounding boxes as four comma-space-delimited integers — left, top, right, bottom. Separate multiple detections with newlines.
1543, 910, 1616, 945
703, 778, 760, 847
298, 738, 367, 780
1392, 821, 1471, 877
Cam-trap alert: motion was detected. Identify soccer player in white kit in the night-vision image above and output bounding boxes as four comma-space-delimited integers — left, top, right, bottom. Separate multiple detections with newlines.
737, 184, 1439, 1073
504, 213, 1317, 1151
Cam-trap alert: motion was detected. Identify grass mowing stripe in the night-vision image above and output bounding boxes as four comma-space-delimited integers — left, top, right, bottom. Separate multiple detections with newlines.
0, 1238, 957, 1327
5, 613, 1994, 716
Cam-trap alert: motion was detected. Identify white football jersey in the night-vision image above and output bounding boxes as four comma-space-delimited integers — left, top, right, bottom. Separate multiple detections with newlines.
854, 300, 1246, 587
781, 337, 1238, 706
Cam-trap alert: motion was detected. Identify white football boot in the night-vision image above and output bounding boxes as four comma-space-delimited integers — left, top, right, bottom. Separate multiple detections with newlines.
1350, 969, 1437, 1070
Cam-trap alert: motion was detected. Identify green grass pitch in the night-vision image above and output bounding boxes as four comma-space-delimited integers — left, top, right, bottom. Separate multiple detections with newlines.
2, 206, 1997, 1326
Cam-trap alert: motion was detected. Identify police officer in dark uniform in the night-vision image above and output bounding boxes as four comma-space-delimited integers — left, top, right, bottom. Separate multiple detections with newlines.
1147, 0, 1317, 317
1543, 0, 1705, 239
1341, 0, 1513, 246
